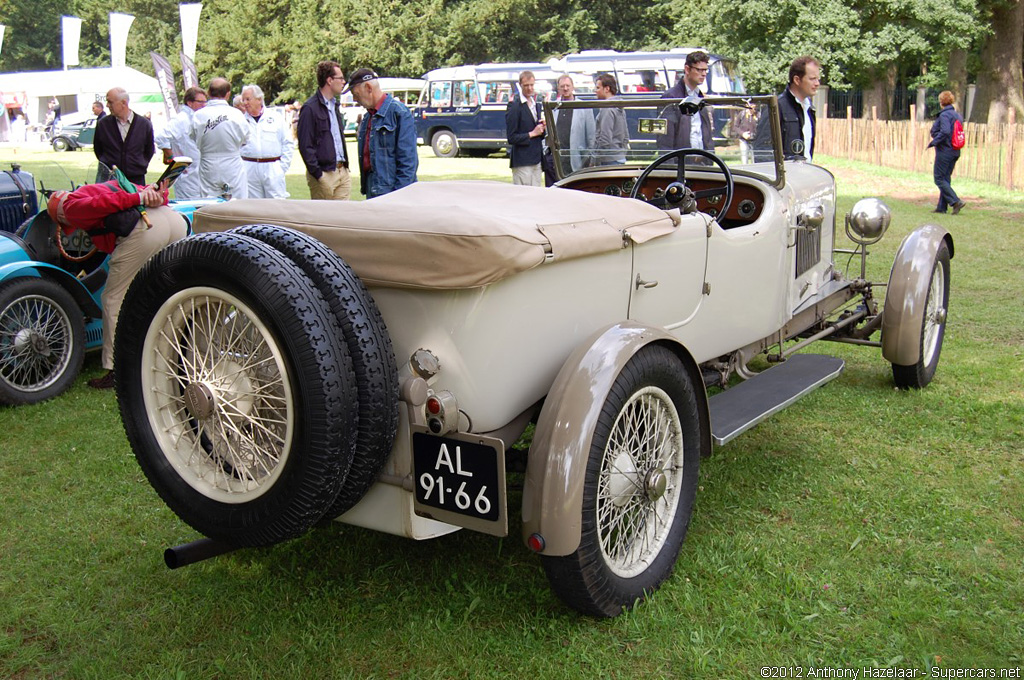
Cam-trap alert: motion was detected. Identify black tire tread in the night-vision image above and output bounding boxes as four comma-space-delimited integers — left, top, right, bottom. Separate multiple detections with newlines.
232, 224, 400, 517
114, 232, 357, 547
0, 277, 85, 405
892, 242, 951, 389
541, 345, 703, 617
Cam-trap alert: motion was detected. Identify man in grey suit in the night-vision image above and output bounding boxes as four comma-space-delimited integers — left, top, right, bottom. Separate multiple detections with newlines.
552, 74, 596, 174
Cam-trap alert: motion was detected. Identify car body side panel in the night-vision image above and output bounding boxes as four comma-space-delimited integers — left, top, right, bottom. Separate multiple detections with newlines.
627, 212, 711, 330
681, 188, 790, 360
335, 249, 634, 538
367, 247, 633, 434
782, 163, 839, 312
881, 224, 954, 365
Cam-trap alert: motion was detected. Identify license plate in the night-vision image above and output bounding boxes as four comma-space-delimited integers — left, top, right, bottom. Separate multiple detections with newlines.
411, 428, 507, 537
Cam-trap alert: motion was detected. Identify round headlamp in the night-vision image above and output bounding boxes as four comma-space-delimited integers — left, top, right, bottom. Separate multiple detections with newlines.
845, 198, 891, 245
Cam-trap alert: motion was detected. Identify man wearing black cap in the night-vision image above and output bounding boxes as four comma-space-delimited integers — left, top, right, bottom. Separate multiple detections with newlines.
297, 61, 352, 200
347, 68, 419, 198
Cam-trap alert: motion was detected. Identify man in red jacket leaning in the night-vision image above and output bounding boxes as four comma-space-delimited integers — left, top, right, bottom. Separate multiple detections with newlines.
47, 179, 187, 388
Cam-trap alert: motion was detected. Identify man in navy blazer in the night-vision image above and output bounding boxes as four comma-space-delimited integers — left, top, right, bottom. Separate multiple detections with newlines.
656, 50, 714, 153
505, 71, 547, 186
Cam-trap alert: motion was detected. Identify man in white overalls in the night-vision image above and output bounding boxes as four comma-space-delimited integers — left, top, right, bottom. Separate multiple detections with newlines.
155, 86, 208, 200
190, 78, 251, 199
240, 84, 294, 199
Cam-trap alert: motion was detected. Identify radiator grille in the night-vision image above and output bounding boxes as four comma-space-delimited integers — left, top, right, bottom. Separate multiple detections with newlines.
795, 226, 821, 278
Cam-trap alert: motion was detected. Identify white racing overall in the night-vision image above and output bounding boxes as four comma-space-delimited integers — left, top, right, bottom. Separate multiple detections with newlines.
155, 106, 203, 200
190, 99, 251, 199
241, 107, 295, 199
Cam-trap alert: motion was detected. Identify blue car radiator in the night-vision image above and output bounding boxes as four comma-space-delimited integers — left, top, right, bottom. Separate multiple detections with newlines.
0, 166, 38, 234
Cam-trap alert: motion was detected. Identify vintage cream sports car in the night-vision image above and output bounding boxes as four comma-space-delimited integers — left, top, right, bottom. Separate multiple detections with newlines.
113, 95, 952, 617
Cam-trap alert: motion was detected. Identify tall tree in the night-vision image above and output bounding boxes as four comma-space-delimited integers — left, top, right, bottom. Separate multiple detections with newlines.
971, 0, 1024, 124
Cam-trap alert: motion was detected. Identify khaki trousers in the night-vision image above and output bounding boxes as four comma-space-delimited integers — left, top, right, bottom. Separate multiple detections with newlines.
102, 206, 188, 370
306, 167, 352, 200
512, 164, 543, 187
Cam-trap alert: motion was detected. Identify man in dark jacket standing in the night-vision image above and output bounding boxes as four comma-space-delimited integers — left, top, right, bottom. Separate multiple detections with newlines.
505, 70, 546, 186
928, 90, 965, 214
297, 61, 351, 200
778, 56, 819, 160
93, 87, 155, 185
656, 50, 714, 152
754, 56, 820, 161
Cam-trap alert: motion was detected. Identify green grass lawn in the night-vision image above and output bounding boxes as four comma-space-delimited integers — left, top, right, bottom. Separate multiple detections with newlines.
1, 146, 1022, 678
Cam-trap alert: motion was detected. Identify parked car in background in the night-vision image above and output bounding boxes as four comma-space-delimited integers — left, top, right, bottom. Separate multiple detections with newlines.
114, 94, 952, 618
50, 113, 97, 152
414, 62, 560, 157
0, 162, 216, 405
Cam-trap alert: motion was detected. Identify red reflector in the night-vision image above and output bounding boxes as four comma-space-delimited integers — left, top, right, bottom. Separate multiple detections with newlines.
527, 533, 545, 553
426, 397, 441, 415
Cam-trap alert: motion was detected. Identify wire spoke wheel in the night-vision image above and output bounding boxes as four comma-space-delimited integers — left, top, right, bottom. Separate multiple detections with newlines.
892, 241, 950, 389
116, 233, 357, 547
542, 345, 705, 617
0, 278, 85, 405
143, 287, 294, 502
597, 386, 684, 578
920, 260, 946, 368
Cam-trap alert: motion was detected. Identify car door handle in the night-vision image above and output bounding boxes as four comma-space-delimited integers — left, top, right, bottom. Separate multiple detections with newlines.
635, 274, 658, 290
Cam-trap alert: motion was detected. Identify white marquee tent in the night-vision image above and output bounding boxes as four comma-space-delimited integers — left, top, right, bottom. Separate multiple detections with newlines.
0, 66, 165, 132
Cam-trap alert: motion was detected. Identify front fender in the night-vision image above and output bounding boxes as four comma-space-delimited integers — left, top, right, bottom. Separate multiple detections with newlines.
0, 261, 102, 319
881, 224, 954, 366
521, 321, 709, 556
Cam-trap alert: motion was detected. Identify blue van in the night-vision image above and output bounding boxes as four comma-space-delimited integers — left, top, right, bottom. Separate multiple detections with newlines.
413, 63, 560, 158
413, 50, 745, 158
551, 48, 745, 96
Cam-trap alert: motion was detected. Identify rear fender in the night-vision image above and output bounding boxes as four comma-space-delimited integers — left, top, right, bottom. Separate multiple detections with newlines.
521, 321, 710, 556
0, 262, 102, 318
881, 224, 954, 366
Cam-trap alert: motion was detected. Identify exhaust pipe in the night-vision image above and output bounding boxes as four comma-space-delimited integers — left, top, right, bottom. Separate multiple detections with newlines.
164, 537, 238, 569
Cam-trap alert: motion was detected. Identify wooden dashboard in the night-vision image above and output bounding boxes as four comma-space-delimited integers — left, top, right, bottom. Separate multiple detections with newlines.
560, 175, 766, 228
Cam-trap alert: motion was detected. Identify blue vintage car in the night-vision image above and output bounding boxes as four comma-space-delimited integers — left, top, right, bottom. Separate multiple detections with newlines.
0, 164, 216, 405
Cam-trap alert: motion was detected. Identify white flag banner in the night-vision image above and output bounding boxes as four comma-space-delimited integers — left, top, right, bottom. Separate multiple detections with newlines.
179, 4, 203, 60
0, 25, 6, 59
109, 12, 135, 68
61, 16, 83, 67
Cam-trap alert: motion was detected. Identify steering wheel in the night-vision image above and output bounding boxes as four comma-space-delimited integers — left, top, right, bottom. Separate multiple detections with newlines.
56, 227, 98, 262
629, 148, 734, 219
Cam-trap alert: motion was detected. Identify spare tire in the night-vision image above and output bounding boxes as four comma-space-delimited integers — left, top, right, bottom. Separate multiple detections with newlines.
232, 224, 399, 517
114, 232, 358, 547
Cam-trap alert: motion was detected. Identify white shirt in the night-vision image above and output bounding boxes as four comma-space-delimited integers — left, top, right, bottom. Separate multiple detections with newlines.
800, 95, 814, 160
117, 111, 134, 141
684, 84, 703, 149
518, 92, 538, 121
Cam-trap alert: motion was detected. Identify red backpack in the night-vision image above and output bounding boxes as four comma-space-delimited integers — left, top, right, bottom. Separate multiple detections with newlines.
951, 117, 966, 150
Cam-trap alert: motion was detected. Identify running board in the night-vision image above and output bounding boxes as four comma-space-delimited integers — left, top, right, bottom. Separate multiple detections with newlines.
709, 354, 845, 446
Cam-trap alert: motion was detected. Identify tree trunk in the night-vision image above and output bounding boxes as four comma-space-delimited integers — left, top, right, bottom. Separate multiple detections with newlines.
947, 48, 968, 106
977, 0, 1024, 125
862, 70, 890, 120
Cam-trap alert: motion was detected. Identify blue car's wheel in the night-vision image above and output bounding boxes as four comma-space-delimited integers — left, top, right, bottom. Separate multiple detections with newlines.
0, 277, 86, 405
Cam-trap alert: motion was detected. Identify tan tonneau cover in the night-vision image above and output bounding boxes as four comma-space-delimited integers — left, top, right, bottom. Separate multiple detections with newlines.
192, 180, 678, 290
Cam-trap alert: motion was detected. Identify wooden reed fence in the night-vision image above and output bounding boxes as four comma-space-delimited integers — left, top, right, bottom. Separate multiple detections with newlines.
816, 105, 1023, 191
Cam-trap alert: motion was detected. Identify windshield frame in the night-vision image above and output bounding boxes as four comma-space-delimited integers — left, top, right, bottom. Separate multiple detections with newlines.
542, 94, 785, 189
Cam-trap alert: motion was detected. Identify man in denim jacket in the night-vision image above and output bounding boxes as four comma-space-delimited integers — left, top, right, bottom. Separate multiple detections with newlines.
348, 69, 419, 198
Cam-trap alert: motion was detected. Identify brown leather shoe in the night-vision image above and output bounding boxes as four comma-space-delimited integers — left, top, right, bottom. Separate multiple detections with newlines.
952, 201, 966, 215
88, 370, 115, 389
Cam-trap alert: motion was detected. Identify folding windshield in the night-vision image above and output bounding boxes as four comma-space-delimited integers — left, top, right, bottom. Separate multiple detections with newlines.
543, 95, 784, 187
